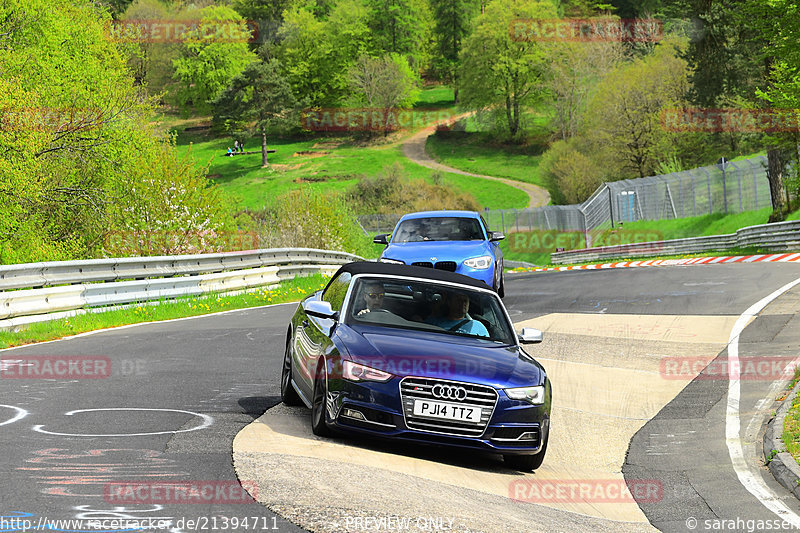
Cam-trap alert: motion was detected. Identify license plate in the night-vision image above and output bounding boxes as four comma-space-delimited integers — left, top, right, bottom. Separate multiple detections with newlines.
412, 399, 482, 423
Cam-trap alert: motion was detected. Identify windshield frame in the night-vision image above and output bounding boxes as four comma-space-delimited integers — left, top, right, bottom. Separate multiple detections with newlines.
390, 216, 488, 243
341, 273, 517, 345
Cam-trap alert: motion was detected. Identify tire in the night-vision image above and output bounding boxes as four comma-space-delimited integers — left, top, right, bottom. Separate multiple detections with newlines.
497, 267, 505, 299
280, 339, 303, 407
311, 362, 332, 437
504, 437, 547, 472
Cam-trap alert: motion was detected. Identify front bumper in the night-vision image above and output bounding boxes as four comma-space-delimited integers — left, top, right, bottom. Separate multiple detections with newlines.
326, 377, 549, 455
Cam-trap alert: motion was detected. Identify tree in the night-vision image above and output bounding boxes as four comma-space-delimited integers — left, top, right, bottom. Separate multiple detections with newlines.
545, 41, 623, 140
348, 54, 421, 135
365, 0, 434, 69
172, 5, 257, 115
0, 0, 235, 263
213, 59, 299, 166
739, 0, 800, 219
429, 0, 479, 102
458, 0, 558, 140
276, 6, 343, 107
231, 0, 292, 25
118, 0, 178, 95
583, 37, 690, 178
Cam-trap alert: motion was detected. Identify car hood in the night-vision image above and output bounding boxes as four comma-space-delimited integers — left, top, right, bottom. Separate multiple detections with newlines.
339, 325, 545, 389
382, 241, 491, 263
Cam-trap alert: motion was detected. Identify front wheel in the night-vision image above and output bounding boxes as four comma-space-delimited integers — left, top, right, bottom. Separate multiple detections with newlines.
504, 437, 547, 472
311, 363, 332, 437
497, 267, 505, 298
281, 340, 302, 406
494, 263, 505, 298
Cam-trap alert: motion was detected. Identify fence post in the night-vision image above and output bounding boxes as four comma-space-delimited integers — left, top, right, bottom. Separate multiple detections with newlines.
735, 162, 743, 212
752, 159, 759, 210
607, 186, 615, 228
721, 163, 728, 214
500, 211, 505, 233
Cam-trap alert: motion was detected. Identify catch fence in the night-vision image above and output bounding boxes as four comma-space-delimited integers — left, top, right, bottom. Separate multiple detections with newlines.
358, 156, 773, 235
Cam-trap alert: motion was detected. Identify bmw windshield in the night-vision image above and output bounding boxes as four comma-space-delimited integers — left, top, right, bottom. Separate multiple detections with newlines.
346, 277, 516, 345
392, 217, 485, 242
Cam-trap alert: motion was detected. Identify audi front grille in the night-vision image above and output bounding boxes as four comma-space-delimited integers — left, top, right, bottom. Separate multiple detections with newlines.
399, 377, 498, 437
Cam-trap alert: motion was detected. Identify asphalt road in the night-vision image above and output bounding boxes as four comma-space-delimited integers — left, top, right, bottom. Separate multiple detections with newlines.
1, 262, 799, 532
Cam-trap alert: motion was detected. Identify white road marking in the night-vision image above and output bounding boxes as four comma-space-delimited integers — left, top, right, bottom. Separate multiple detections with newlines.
726, 276, 800, 525
0, 404, 29, 426
32, 408, 213, 437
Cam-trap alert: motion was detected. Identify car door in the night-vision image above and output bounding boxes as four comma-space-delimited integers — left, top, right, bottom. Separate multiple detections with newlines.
294, 272, 352, 399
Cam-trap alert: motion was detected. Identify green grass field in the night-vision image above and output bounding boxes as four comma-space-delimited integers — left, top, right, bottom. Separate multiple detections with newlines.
607, 207, 774, 239
167, 86, 529, 211
424, 111, 551, 191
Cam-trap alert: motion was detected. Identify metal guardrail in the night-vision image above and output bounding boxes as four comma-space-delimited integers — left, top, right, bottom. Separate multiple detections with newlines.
550, 221, 800, 264
0, 248, 361, 329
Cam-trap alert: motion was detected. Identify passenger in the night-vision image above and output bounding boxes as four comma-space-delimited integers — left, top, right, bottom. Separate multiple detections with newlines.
427, 291, 489, 337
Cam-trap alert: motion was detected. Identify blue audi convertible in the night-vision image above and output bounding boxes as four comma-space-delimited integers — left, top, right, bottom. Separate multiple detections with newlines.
281, 261, 551, 471
373, 210, 506, 297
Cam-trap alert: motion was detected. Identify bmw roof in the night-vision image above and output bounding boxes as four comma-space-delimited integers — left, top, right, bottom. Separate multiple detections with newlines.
398, 210, 481, 220
329, 261, 492, 290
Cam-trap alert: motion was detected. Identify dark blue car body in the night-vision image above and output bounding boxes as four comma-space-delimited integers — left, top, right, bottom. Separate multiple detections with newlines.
281, 262, 550, 471
374, 210, 506, 296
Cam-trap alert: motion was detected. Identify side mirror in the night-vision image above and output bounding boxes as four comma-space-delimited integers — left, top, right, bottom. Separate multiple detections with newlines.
373, 234, 389, 245
304, 300, 339, 321
490, 231, 505, 242
518, 327, 543, 344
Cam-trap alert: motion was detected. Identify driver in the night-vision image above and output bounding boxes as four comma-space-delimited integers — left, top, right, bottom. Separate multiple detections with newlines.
427, 291, 489, 337
356, 281, 391, 316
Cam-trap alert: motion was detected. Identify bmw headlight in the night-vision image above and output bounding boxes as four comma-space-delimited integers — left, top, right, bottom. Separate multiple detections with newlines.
342, 361, 393, 382
379, 258, 404, 265
464, 255, 493, 269
505, 386, 545, 405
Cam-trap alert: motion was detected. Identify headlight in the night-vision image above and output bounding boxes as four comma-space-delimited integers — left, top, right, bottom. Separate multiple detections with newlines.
342, 361, 393, 382
379, 258, 404, 265
464, 255, 493, 269
505, 386, 545, 405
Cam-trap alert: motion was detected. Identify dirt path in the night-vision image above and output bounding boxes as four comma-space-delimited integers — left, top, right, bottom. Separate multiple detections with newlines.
401, 113, 551, 208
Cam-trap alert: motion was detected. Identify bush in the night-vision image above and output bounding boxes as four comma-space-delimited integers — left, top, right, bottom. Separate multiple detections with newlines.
256, 189, 372, 257
539, 139, 603, 204
347, 163, 480, 213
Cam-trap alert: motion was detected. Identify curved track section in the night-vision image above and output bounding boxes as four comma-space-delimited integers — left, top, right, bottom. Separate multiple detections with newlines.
2, 262, 800, 532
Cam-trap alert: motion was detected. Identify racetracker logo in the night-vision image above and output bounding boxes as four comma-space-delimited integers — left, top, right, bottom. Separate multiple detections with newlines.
108, 19, 260, 43
510, 18, 663, 42
509, 479, 663, 503
330, 356, 459, 380
301, 108, 459, 132
0, 356, 111, 379
104, 229, 260, 255
509, 229, 664, 253
661, 108, 800, 133
660, 356, 800, 381
103, 480, 257, 504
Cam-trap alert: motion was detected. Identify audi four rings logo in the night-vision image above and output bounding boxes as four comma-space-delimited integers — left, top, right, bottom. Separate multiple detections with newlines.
432, 384, 467, 401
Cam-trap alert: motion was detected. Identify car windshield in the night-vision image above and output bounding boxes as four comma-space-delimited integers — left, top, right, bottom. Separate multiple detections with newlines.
392, 217, 484, 243
347, 277, 516, 344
